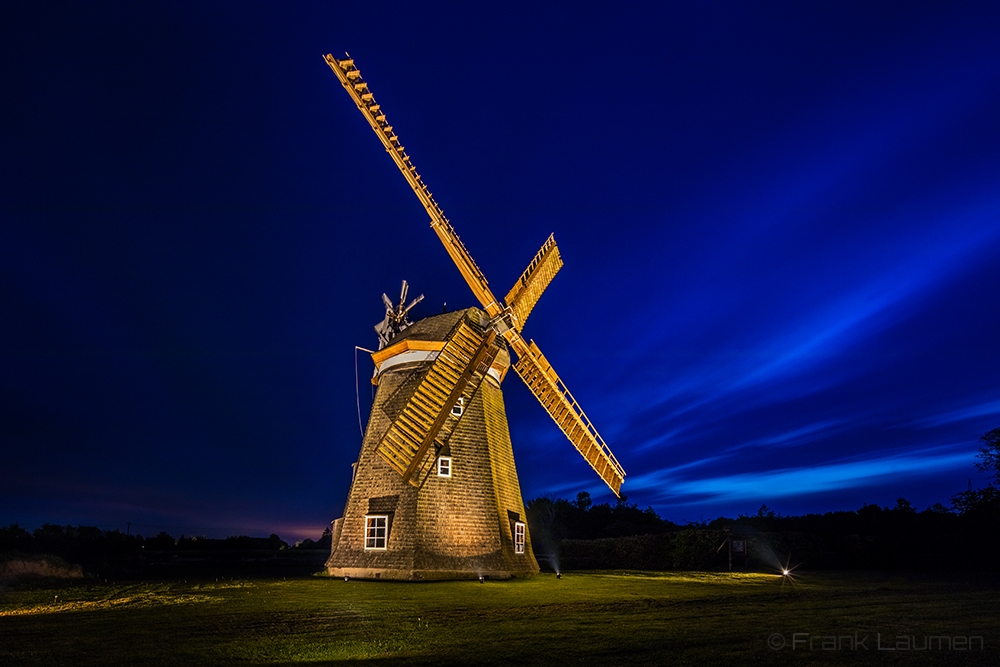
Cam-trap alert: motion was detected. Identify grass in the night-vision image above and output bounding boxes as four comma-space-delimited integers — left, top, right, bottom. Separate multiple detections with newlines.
1, 570, 998, 665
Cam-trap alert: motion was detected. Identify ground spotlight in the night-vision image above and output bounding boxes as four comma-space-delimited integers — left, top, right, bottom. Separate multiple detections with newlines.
344, 576, 349, 582
479, 575, 484, 584
556, 573, 561, 579
780, 555, 800, 578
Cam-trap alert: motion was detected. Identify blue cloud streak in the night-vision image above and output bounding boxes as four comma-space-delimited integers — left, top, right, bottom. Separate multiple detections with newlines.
627, 447, 976, 506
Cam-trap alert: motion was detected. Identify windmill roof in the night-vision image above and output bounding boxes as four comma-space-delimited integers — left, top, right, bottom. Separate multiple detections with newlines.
388, 307, 481, 346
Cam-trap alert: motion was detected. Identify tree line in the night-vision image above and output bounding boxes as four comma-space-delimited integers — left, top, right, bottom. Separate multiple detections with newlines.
0, 524, 333, 580
4, 429, 997, 576
526, 427, 1000, 571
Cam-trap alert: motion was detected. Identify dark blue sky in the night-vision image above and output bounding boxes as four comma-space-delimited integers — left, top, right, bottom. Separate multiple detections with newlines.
4, 2, 999, 541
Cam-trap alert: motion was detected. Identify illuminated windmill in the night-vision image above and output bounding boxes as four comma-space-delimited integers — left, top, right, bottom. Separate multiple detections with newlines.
323, 54, 625, 580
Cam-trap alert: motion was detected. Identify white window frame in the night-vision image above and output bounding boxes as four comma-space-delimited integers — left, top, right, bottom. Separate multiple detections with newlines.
438, 456, 452, 478
514, 521, 525, 554
451, 397, 464, 417
364, 515, 388, 550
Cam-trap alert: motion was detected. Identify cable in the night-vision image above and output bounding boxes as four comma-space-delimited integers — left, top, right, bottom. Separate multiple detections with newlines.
355, 346, 377, 439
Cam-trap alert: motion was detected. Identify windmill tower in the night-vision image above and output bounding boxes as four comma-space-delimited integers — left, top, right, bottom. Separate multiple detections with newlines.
324, 54, 625, 580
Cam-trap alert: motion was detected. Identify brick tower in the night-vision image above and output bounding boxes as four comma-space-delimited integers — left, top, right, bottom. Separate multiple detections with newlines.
326, 307, 540, 580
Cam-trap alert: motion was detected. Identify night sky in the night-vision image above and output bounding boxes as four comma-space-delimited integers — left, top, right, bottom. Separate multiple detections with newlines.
4, 2, 1000, 542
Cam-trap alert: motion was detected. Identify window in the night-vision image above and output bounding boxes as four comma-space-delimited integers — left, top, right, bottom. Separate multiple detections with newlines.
438, 456, 452, 478
514, 521, 525, 554
364, 515, 387, 550
451, 397, 464, 417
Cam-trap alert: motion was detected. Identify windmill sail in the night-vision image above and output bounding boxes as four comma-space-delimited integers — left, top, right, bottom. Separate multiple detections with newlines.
375, 315, 501, 484
504, 234, 563, 332
324, 55, 501, 317
511, 338, 625, 495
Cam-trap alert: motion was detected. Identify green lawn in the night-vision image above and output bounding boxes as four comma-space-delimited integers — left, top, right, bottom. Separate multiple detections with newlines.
2, 570, 997, 665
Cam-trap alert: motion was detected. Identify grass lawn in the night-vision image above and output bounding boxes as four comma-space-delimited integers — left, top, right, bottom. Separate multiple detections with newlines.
2, 570, 997, 665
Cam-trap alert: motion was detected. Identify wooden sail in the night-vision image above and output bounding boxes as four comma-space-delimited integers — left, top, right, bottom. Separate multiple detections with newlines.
509, 338, 625, 495
375, 316, 500, 485
504, 234, 563, 332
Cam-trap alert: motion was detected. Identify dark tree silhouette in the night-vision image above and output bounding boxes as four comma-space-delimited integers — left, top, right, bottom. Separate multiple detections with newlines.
951, 485, 1000, 517
526, 492, 674, 543
975, 427, 1000, 485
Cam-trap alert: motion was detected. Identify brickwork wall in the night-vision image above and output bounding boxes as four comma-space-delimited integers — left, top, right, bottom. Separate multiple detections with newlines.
327, 308, 539, 579
327, 369, 420, 573
481, 377, 538, 570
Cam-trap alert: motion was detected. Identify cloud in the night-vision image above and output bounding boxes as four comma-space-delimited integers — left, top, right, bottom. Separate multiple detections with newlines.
629, 447, 975, 505
727, 419, 847, 451
908, 399, 1000, 428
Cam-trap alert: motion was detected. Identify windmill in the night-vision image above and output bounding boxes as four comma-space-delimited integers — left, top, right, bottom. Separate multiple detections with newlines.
323, 54, 625, 580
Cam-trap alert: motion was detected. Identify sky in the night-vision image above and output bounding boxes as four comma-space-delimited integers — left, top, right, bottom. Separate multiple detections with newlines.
3, 2, 1000, 542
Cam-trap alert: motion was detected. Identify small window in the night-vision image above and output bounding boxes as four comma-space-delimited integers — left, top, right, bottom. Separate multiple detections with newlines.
514, 521, 525, 554
451, 397, 464, 417
364, 515, 387, 550
438, 456, 452, 478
